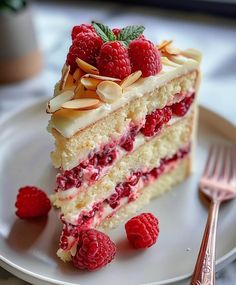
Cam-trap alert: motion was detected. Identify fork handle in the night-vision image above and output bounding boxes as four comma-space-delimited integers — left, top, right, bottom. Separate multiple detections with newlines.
190, 199, 220, 285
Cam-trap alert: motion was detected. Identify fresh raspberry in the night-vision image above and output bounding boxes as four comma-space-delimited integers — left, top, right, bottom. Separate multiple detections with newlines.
71, 24, 95, 40
128, 38, 162, 77
112, 28, 121, 38
72, 229, 116, 271
97, 41, 131, 79
66, 32, 103, 73
15, 186, 51, 219
125, 213, 159, 249
171, 93, 195, 116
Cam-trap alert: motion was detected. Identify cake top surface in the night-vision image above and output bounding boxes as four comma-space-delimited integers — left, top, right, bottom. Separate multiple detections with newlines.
47, 22, 201, 138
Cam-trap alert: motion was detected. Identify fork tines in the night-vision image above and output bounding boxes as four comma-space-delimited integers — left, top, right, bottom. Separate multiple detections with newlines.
203, 144, 236, 183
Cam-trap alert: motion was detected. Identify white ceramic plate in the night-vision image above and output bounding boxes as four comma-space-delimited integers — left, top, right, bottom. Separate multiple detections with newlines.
0, 101, 236, 285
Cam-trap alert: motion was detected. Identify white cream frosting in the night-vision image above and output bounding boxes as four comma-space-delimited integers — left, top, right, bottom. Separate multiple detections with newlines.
48, 49, 201, 138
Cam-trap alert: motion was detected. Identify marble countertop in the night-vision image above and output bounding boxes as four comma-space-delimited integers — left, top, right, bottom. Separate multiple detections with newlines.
0, 1, 235, 284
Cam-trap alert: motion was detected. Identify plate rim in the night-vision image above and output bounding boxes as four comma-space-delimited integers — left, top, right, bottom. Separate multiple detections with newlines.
0, 99, 236, 285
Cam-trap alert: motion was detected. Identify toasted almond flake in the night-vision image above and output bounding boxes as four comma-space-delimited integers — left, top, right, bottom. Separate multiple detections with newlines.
76, 58, 99, 75
59, 65, 70, 90
81, 77, 101, 90
62, 98, 101, 110
74, 83, 86, 99
157, 40, 180, 57
46, 90, 74, 113
83, 90, 100, 99
120, 71, 142, 89
73, 68, 84, 82
97, 81, 122, 103
64, 74, 74, 90
165, 45, 181, 56
75, 83, 100, 99
61, 63, 67, 75
157, 40, 173, 51
83, 73, 121, 82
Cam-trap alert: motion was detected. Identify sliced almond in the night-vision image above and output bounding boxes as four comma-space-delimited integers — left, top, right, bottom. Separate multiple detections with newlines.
83, 90, 100, 99
64, 74, 74, 90
73, 68, 85, 82
165, 44, 181, 56
76, 58, 99, 75
75, 82, 100, 99
83, 73, 121, 82
81, 77, 101, 90
59, 65, 70, 90
46, 90, 74, 113
157, 40, 173, 51
120, 71, 142, 89
74, 83, 86, 99
158, 40, 180, 57
62, 98, 101, 110
97, 81, 122, 103
61, 63, 67, 75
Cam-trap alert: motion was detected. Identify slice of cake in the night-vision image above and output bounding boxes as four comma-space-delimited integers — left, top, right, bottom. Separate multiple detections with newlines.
47, 23, 201, 262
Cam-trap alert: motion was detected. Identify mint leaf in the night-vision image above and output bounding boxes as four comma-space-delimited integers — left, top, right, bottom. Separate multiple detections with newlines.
92, 22, 116, 42
118, 25, 145, 45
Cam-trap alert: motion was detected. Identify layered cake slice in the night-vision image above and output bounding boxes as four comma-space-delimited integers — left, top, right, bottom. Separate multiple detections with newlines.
47, 23, 201, 262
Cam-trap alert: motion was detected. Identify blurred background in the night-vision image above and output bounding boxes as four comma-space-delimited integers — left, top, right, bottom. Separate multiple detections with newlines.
0, 0, 235, 284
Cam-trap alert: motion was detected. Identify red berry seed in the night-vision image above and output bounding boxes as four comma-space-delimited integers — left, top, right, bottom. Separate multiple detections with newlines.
125, 212, 159, 249
72, 229, 116, 271
15, 186, 51, 219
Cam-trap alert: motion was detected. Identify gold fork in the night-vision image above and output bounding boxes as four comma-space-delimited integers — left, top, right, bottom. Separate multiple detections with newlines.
190, 145, 236, 285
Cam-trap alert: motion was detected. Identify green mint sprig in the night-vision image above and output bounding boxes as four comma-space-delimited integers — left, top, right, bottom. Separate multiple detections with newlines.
92, 22, 145, 46
118, 25, 145, 45
92, 22, 116, 42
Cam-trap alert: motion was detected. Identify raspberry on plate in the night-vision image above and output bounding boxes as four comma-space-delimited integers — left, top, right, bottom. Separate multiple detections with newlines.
71, 24, 95, 40
15, 186, 51, 219
129, 38, 162, 77
72, 229, 116, 271
125, 212, 159, 249
66, 31, 103, 73
96, 41, 131, 80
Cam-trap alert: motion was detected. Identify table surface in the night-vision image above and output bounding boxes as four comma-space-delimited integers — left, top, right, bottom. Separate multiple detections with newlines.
0, 1, 235, 284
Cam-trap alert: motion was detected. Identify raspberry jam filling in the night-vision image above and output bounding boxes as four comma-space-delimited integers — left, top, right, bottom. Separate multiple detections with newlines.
56, 92, 194, 193
56, 143, 118, 191
59, 145, 190, 251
